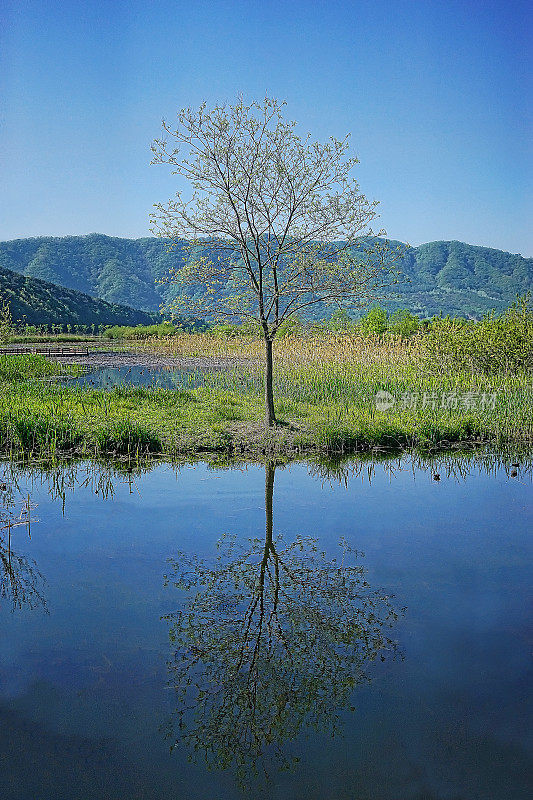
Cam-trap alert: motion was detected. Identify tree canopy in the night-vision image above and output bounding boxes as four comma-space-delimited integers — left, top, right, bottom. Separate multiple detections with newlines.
151, 97, 402, 328
151, 97, 404, 423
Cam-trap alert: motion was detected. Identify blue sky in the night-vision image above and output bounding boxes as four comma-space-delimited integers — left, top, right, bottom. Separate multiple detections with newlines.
1, 0, 531, 254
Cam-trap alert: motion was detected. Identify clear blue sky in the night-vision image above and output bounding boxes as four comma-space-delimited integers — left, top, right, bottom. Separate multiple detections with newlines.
1, 0, 531, 254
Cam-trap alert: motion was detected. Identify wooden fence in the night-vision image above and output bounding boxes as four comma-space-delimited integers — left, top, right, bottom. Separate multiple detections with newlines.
0, 346, 90, 357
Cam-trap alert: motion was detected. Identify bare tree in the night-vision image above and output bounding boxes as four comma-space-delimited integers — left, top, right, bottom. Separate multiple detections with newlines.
151, 97, 402, 426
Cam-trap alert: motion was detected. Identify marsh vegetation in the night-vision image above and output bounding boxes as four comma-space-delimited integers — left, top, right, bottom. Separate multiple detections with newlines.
0, 298, 531, 459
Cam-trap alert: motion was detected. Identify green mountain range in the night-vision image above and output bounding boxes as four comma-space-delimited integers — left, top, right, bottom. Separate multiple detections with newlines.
0, 263, 158, 327
1, 234, 531, 319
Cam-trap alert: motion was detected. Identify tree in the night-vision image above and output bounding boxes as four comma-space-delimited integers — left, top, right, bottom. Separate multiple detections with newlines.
0, 297, 14, 344
163, 462, 402, 788
359, 304, 388, 336
387, 308, 420, 338
151, 97, 403, 426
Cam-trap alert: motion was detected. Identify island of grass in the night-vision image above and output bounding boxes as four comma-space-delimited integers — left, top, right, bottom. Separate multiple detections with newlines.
1, 300, 531, 459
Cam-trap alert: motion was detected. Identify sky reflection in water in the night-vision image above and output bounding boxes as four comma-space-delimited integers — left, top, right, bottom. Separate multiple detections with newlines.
0, 453, 531, 799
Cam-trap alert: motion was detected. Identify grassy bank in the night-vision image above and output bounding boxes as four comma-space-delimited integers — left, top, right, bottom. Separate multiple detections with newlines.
0, 338, 531, 458
0, 353, 83, 382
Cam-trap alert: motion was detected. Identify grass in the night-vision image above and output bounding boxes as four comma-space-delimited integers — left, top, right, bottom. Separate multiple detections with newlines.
0, 353, 83, 382
0, 334, 531, 458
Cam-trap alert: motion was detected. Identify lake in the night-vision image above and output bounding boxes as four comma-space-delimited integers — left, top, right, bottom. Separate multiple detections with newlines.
0, 453, 531, 799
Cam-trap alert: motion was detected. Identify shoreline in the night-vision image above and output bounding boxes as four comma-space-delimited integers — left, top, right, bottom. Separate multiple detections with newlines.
1, 349, 531, 461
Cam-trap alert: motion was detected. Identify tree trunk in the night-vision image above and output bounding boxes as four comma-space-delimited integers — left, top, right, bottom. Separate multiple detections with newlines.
265, 461, 274, 547
262, 462, 279, 610
259, 462, 275, 590
264, 336, 276, 427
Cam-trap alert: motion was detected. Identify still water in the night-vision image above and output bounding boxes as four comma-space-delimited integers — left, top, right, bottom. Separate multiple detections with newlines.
0, 455, 531, 799
62, 366, 206, 390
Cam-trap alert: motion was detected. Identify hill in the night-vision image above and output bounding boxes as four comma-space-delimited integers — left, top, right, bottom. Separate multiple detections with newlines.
0, 263, 159, 327
0, 234, 531, 319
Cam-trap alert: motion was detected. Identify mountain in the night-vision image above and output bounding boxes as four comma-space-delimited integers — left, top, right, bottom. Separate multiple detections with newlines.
0, 234, 531, 319
390, 240, 533, 319
0, 263, 159, 327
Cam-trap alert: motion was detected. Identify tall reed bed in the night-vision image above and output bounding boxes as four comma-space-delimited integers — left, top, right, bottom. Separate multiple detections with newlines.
133, 329, 418, 367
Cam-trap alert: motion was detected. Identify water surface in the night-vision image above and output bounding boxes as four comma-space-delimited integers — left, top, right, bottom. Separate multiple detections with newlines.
0, 454, 531, 799
62, 365, 205, 390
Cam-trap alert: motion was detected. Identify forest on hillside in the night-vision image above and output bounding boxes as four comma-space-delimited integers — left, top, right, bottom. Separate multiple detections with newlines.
0, 234, 531, 319
0, 264, 158, 327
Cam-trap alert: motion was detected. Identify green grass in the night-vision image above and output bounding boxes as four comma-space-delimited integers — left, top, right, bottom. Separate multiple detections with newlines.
0, 349, 531, 458
0, 353, 83, 382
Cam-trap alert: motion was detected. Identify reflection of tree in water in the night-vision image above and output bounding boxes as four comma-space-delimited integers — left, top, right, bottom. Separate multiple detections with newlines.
0, 483, 46, 612
163, 462, 404, 786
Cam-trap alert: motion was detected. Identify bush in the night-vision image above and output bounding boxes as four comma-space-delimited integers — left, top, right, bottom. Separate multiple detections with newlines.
423, 295, 533, 373
103, 323, 179, 340
360, 305, 388, 336
387, 309, 420, 338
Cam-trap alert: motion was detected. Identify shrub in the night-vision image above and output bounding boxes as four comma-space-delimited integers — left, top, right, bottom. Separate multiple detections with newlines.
360, 305, 388, 336
387, 309, 420, 338
103, 323, 179, 339
423, 295, 533, 373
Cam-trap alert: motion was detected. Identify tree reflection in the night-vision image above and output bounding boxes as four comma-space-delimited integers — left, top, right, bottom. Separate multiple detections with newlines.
0, 486, 46, 612
163, 462, 404, 786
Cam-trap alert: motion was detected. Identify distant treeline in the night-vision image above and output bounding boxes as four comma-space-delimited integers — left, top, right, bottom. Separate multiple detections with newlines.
14, 322, 107, 335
